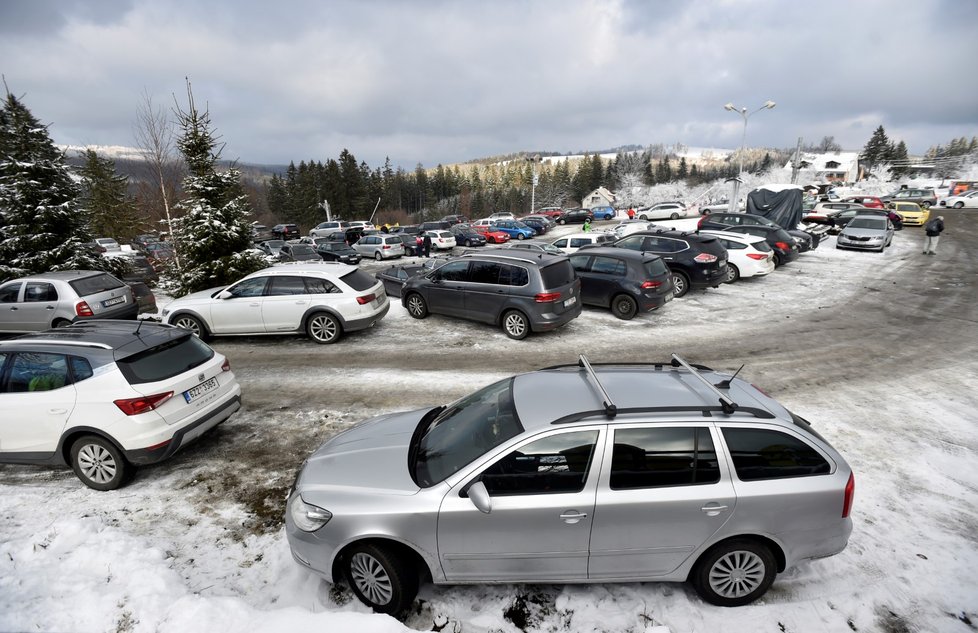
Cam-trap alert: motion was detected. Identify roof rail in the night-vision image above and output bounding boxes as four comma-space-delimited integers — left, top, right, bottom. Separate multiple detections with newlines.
578, 354, 617, 418
671, 353, 738, 414
458, 252, 538, 265
0, 339, 113, 350
551, 405, 774, 425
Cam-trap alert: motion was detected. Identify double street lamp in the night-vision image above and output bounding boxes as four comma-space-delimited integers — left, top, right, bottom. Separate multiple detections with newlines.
723, 100, 776, 212
526, 154, 541, 214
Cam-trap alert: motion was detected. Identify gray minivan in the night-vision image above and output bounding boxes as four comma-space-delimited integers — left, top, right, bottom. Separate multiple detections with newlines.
400, 251, 582, 339
0, 270, 137, 333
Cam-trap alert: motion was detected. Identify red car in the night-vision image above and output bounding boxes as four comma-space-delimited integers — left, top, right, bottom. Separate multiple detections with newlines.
472, 225, 511, 244
536, 207, 564, 220
842, 196, 885, 209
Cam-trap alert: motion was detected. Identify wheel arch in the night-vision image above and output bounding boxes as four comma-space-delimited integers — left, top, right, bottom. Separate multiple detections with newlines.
167, 309, 212, 336
301, 306, 347, 330
687, 534, 787, 581
57, 426, 128, 468
331, 536, 435, 586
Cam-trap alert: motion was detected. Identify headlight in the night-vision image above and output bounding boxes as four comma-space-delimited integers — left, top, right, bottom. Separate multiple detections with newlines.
289, 494, 332, 532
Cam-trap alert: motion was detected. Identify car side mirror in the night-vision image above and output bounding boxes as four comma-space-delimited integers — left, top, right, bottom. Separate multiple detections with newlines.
466, 480, 492, 514
218, 290, 233, 300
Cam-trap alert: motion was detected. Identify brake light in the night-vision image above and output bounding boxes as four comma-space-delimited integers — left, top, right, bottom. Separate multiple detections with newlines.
382, 244, 391, 249
775, 241, 790, 251
747, 253, 768, 260
221, 358, 231, 372
694, 253, 718, 263
114, 391, 174, 416
356, 293, 376, 305
842, 472, 855, 518
75, 301, 94, 317
535, 292, 561, 302
641, 280, 662, 289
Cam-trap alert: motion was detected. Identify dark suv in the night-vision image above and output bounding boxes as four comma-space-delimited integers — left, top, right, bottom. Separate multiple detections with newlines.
568, 247, 674, 319
698, 212, 819, 251
272, 223, 300, 239
556, 208, 594, 225
881, 188, 937, 209
602, 230, 728, 298
401, 251, 582, 339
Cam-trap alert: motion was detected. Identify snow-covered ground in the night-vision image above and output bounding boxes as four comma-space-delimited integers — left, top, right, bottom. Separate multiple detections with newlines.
2, 222, 977, 633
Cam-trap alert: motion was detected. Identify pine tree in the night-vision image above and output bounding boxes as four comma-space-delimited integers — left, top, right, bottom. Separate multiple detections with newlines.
861, 125, 891, 168
678, 157, 689, 179
168, 82, 266, 295
0, 90, 100, 281
78, 149, 142, 243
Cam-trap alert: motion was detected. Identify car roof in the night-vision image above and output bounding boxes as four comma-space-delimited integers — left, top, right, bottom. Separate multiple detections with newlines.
459, 250, 567, 265
512, 360, 787, 431
569, 246, 659, 261
627, 228, 716, 241
697, 230, 765, 244
255, 263, 357, 277
6, 270, 111, 283
0, 320, 191, 360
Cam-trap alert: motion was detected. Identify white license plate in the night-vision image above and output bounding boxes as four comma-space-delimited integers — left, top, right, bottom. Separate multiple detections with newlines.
184, 376, 218, 403
103, 296, 125, 307
564, 296, 577, 307
664, 292, 674, 302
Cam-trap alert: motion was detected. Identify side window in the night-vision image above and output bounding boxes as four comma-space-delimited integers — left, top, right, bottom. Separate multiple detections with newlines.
553, 239, 567, 248
24, 283, 58, 302
6, 352, 69, 393
569, 255, 591, 272
615, 236, 644, 251
498, 264, 528, 286
228, 278, 267, 298
591, 256, 625, 275
68, 356, 94, 383
436, 261, 470, 282
611, 428, 720, 489
569, 238, 590, 248
303, 277, 339, 294
721, 239, 746, 250
0, 282, 22, 303
267, 276, 307, 296
720, 214, 741, 225
480, 430, 599, 496
469, 261, 501, 284
721, 428, 831, 480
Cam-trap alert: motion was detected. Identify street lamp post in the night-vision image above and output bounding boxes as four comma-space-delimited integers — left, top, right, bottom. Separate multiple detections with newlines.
723, 100, 776, 213
527, 154, 541, 215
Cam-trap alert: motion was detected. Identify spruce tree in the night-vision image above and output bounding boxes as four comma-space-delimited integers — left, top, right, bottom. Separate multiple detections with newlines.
169, 83, 266, 295
861, 125, 891, 169
78, 149, 142, 243
0, 91, 100, 281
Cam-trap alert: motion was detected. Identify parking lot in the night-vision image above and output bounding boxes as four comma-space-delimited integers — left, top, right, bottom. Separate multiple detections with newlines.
2, 212, 977, 632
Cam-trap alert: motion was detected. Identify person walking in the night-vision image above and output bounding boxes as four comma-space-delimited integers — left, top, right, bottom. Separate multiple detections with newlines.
923, 215, 945, 255
422, 231, 432, 258
582, 217, 592, 233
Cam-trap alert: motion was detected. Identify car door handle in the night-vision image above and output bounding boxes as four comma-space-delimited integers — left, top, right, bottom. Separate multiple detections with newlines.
46, 305, 55, 310
559, 511, 588, 524
9, 306, 17, 311
49, 408, 68, 415
701, 503, 729, 516
249, 302, 260, 307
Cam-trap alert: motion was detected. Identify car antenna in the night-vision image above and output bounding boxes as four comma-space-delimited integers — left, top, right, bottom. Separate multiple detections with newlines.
134, 318, 145, 336
715, 363, 745, 390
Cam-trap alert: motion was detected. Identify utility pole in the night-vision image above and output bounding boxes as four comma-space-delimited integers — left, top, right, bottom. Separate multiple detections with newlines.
791, 137, 803, 184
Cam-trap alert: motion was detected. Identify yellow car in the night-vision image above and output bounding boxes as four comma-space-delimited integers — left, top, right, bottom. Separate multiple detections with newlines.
893, 202, 930, 226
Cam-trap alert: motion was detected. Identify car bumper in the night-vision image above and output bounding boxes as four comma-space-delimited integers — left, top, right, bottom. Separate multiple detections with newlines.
530, 299, 583, 333
639, 289, 674, 311
689, 265, 729, 290
341, 300, 391, 333
124, 391, 242, 465
837, 237, 886, 250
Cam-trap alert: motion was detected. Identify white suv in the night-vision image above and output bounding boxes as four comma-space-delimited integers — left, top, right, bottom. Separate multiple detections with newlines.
161, 264, 390, 344
0, 320, 241, 490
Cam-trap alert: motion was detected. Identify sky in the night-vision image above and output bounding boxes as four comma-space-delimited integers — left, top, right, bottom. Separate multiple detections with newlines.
1, 0, 977, 169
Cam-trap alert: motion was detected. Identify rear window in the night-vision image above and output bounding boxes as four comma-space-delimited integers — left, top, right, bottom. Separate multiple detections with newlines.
116, 335, 214, 384
643, 258, 669, 276
339, 269, 378, 291
69, 273, 125, 296
721, 428, 831, 480
540, 260, 575, 288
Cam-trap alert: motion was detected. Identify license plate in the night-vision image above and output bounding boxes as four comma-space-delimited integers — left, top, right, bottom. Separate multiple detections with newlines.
664, 292, 674, 302
184, 376, 218, 403
564, 296, 577, 307
103, 296, 125, 307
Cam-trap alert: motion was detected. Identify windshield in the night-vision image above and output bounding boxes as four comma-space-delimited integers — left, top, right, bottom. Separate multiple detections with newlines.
411, 377, 523, 487
848, 218, 886, 230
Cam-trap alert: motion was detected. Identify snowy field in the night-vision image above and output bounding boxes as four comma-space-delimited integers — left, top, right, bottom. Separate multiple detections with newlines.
1, 219, 977, 633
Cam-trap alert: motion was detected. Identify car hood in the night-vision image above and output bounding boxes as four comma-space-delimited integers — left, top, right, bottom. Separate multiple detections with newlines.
300, 408, 427, 494
167, 286, 226, 305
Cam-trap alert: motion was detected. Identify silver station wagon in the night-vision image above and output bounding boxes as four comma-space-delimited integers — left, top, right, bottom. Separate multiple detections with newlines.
286, 355, 854, 614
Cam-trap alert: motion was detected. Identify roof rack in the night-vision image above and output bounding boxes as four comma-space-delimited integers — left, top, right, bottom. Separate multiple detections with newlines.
551, 405, 774, 425
458, 252, 539, 265
578, 354, 617, 418
671, 353, 738, 414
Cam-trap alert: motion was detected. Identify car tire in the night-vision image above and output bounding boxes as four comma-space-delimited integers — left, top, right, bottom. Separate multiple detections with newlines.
611, 294, 638, 320
343, 543, 418, 616
921, 202, 931, 209
70, 435, 129, 491
52, 318, 72, 328
374, 251, 383, 261
501, 309, 530, 340
558, 219, 566, 225
465, 239, 472, 247
517, 233, 525, 240
773, 252, 784, 267
306, 312, 342, 344
691, 539, 776, 607
172, 314, 210, 340
670, 212, 680, 220
406, 293, 428, 319
671, 271, 690, 298
954, 202, 964, 209
639, 214, 649, 221
724, 264, 740, 284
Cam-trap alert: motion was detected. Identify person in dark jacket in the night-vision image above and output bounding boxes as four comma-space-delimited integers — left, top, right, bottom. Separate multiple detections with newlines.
923, 216, 944, 255
422, 231, 432, 258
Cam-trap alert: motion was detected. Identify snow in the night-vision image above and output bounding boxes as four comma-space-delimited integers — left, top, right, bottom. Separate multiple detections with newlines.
2, 224, 977, 633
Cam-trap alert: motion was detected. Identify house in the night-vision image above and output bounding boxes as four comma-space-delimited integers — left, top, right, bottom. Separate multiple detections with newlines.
785, 151, 860, 183
583, 186, 616, 209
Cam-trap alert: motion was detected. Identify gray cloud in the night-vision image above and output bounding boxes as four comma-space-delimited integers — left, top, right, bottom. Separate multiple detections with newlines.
1, 0, 976, 169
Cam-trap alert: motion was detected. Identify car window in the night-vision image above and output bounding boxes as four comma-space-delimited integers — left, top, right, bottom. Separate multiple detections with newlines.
480, 430, 599, 496
498, 264, 528, 286
24, 282, 58, 302
569, 238, 591, 248
267, 276, 308, 296
610, 427, 720, 489
228, 277, 268, 298
540, 260, 575, 287
614, 236, 644, 251
643, 258, 669, 276
5, 352, 69, 393
721, 428, 831, 481
469, 261, 501, 284
569, 255, 591, 272
116, 334, 214, 385
436, 261, 470, 282
552, 239, 567, 248
719, 238, 745, 250
848, 218, 886, 230
68, 356, 94, 383
591, 256, 625, 275
338, 270, 376, 292
69, 273, 125, 296
0, 282, 22, 303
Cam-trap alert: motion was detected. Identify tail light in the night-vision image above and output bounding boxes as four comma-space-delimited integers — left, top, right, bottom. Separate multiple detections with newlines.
382, 244, 391, 249
641, 280, 662, 289
357, 293, 376, 305
114, 391, 174, 416
75, 301, 94, 317
775, 241, 791, 251
842, 472, 855, 518
221, 358, 231, 372
747, 253, 768, 260
694, 253, 718, 263
535, 292, 561, 302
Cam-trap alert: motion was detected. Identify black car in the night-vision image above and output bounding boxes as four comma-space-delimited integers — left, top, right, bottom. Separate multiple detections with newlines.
375, 259, 449, 298
450, 225, 488, 248
602, 229, 728, 298
556, 208, 594, 225
278, 243, 321, 262
440, 215, 469, 226
272, 223, 300, 240
394, 233, 420, 256
712, 225, 799, 267
520, 217, 550, 235
316, 241, 362, 264
568, 247, 674, 319
698, 212, 819, 251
